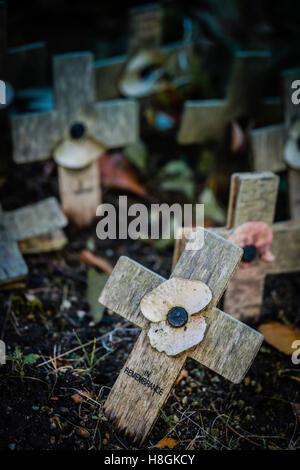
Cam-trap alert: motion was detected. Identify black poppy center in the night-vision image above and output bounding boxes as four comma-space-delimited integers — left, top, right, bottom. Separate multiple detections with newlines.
167, 306, 188, 328
242, 244, 257, 263
70, 122, 86, 139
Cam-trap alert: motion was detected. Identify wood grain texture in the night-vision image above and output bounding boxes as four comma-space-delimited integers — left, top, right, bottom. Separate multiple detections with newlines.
250, 124, 285, 173
128, 4, 162, 54
11, 110, 60, 163
0, 240, 28, 285
1, 197, 67, 241
53, 52, 95, 115
177, 100, 226, 144
224, 220, 300, 322
18, 229, 67, 254
11, 52, 139, 164
95, 55, 126, 101
99, 256, 164, 329
226, 172, 279, 228
58, 163, 100, 227
172, 172, 300, 323
178, 52, 270, 145
101, 229, 262, 445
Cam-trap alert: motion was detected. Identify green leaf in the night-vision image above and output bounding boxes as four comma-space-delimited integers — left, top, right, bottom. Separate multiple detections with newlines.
199, 188, 226, 225
87, 268, 109, 322
23, 354, 38, 365
124, 140, 148, 173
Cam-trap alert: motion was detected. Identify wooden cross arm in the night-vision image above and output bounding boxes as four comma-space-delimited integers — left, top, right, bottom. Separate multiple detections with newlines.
99, 255, 263, 383
87, 99, 139, 148
99, 256, 163, 329
2, 197, 67, 242
0, 240, 28, 285
250, 124, 285, 173
11, 110, 59, 163
177, 100, 226, 144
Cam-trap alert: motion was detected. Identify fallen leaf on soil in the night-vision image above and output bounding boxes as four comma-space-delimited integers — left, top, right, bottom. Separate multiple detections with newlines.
71, 390, 91, 404
99, 152, 148, 198
176, 369, 188, 384
258, 322, 300, 355
291, 403, 300, 422
76, 427, 90, 438
79, 250, 113, 274
154, 437, 178, 449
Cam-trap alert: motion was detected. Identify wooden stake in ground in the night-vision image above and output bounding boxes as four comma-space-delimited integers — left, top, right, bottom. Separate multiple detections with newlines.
11, 52, 139, 227
99, 228, 263, 445
0, 198, 67, 286
250, 68, 300, 220
173, 172, 300, 324
178, 51, 277, 145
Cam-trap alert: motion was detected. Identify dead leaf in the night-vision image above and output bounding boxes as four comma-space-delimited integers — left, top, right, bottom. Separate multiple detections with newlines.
154, 437, 178, 449
76, 427, 90, 438
258, 322, 300, 355
99, 152, 148, 198
71, 390, 91, 404
291, 403, 300, 422
79, 250, 113, 274
176, 369, 188, 384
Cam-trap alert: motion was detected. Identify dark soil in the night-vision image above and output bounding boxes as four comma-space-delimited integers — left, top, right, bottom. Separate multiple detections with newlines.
1, 0, 300, 452
0, 162, 299, 451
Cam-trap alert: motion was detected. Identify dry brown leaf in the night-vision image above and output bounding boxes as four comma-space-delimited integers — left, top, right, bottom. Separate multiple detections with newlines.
154, 437, 178, 449
79, 250, 113, 274
71, 390, 91, 404
258, 322, 300, 355
99, 152, 148, 198
176, 369, 189, 384
76, 427, 90, 438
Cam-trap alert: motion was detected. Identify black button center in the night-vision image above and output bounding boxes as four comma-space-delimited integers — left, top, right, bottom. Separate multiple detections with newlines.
70, 122, 86, 139
242, 244, 257, 263
167, 307, 188, 328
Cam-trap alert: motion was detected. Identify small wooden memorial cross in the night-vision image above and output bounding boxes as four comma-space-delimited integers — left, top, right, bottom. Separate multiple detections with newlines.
173, 172, 300, 324
11, 52, 138, 227
94, 3, 195, 101
0, 197, 67, 286
250, 68, 300, 220
99, 228, 263, 445
178, 51, 275, 145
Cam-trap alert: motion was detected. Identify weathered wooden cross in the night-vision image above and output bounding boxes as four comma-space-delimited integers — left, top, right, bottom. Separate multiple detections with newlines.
99, 228, 263, 445
250, 68, 300, 220
177, 51, 279, 145
95, 3, 196, 100
10, 51, 139, 227
173, 172, 300, 324
0, 197, 67, 286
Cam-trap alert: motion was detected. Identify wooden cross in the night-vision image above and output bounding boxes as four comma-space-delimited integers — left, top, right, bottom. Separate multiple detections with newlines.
173, 172, 300, 324
99, 228, 263, 445
177, 51, 277, 145
10, 52, 139, 227
250, 68, 300, 220
0, 197, 67, 286
94, 3, 195, 101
